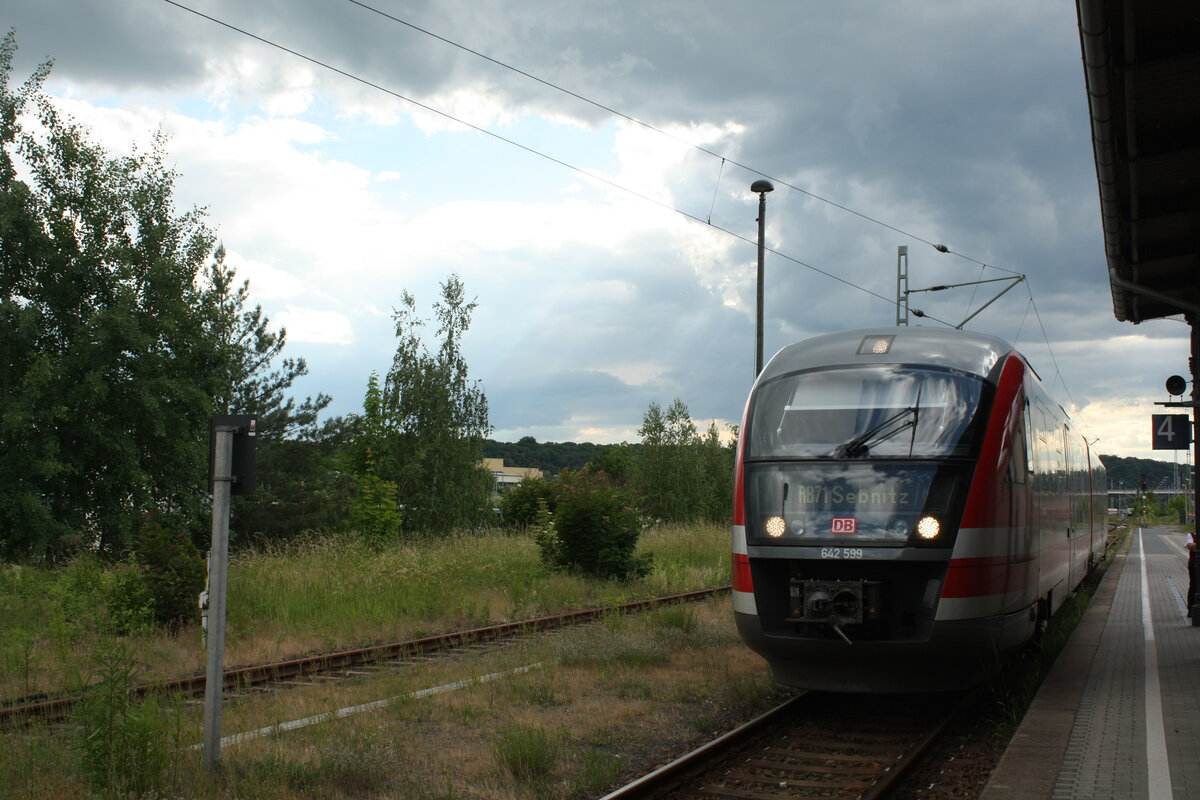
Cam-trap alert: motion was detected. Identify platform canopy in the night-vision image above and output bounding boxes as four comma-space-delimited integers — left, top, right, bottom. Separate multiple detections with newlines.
1077, 0, 1200, 323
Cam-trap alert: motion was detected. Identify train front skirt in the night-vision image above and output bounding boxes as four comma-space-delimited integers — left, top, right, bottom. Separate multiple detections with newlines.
733, 605, 1036, 693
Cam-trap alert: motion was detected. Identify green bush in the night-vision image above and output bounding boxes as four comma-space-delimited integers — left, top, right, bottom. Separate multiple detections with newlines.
497, 476, 554, 528
56, 554, 154, 636
135, 517, 205, 630
536, 468, 651, 581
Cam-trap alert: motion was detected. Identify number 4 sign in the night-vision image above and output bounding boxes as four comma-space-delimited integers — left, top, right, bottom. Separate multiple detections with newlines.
1152, 414, 1191, 450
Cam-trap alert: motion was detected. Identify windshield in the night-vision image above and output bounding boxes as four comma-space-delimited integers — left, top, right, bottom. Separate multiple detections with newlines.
748, 366, 986, 459
743, 462, 970, 545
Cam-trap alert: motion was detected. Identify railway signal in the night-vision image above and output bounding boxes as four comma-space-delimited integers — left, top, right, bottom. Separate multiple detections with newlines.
204, 415, 257, 774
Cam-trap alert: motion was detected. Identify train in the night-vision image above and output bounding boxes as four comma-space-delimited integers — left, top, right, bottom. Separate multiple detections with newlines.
731, 327, 1106, 692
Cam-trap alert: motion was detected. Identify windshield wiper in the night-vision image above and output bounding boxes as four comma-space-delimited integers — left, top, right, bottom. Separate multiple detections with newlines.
833, 406, 918, 459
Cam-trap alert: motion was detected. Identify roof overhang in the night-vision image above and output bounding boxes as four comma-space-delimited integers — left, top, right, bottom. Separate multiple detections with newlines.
1077, 0, 1200, 323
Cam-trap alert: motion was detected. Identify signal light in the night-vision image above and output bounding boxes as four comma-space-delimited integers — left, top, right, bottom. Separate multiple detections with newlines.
857, 335, 894, 355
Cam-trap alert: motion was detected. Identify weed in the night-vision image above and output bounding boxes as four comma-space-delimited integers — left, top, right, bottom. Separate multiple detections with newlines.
493, 723, 562, 781
986, 577, 1100, 741
722, 671, 778, 711
670, 682, 712, 704
222, 730, 399, 798
554, 626, 670, 669
615, 680, 653, 701
320, 733, 400, 796
71, 641, 184, 798
513, 681, 563, 707
601, 606, 627, 633
651, 604, 697, 634
0, 723, 81, 799
572, 748, 621, 797
2, 629, 39, 698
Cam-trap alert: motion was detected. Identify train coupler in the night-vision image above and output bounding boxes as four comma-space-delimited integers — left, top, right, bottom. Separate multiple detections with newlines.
788, 579, 882, 628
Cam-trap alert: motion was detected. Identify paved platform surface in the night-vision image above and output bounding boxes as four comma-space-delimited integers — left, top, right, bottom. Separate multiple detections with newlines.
980, 526, 1200, 800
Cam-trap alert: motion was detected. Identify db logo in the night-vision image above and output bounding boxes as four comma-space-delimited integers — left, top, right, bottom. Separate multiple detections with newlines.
831, 517, 857, 535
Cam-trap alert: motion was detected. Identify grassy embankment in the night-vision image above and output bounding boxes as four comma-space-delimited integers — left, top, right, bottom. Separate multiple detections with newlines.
2, 524, 785, 800
0, 523, 729, 700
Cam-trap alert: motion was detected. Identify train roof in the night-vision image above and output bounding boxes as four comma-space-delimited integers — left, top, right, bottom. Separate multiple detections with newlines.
759, 327, 1019, 384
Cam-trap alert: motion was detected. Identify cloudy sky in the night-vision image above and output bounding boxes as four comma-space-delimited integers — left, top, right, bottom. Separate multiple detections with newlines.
4, 1, 1191, 461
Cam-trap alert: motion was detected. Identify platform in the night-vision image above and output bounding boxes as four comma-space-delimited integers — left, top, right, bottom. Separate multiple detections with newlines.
980, 526, 1200, 800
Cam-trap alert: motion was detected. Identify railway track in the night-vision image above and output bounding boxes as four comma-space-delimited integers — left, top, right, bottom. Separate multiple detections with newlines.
600, 690, 970, 800
1, 585, 728, 729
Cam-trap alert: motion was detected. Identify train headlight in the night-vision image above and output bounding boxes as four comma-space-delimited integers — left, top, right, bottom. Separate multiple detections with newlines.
916, 515, 941, 540
765, 516, 787, 538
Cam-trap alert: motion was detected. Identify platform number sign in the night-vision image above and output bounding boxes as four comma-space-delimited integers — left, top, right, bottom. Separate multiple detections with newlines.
1151, 414, 1191, 450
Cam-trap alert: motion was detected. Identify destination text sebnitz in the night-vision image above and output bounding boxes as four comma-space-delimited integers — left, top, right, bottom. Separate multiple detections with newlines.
791, 486, 910, 505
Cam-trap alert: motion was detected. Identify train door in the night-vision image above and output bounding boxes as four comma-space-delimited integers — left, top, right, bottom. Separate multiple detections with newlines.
1032, 404, 1068, 615
1005, 400, 1034, 602
1086, 440, 1106, 568
1066, 427, 1088, 591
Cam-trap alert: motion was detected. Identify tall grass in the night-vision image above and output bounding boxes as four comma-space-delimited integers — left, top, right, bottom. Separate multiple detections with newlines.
226, 525, 729, 649
1, 523, 731, 698
3, 582, 776, 800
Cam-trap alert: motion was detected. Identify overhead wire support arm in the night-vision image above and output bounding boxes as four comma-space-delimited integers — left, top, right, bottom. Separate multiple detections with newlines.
905, 275, 1024, 295
900, 267, 1025, 330
953, 275, 1024, 329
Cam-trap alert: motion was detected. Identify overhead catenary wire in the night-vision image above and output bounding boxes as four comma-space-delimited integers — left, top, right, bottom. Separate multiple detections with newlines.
161, 0, 1088, 379
1025, 284, 1076, 410
161, 2, 1091, 406
343, 0, 1023, 280
159, 0, 959, 327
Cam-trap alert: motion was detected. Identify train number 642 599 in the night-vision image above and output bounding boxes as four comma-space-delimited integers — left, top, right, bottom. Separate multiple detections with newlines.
820, 547, 864, 559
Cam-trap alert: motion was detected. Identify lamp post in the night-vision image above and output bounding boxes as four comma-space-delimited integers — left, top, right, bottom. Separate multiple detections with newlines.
751, 179, 774, 376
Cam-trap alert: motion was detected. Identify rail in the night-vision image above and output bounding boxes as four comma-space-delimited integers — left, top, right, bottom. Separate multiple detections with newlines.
2, 586, 729, 729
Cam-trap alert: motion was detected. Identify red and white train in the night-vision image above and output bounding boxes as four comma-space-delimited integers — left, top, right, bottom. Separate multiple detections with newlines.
732, 327, 1106, 692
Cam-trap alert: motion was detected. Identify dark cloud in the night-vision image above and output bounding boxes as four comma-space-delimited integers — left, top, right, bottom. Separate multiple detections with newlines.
10, 1, 1177, 454
6, 0, 208, 89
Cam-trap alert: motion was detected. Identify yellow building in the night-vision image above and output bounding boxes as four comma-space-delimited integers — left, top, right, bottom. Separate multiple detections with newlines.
483, 458, 543, 494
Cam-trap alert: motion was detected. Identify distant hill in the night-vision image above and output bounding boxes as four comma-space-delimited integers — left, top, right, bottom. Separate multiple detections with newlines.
483, 443, 1192, 490
1100, 454, 1192, 492
483, 437, 617, 475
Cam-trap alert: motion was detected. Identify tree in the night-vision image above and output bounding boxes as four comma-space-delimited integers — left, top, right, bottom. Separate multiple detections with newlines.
0, 33, 224, 560
587, 441, 640, 485
0, 33, 334, 558
348, 275, 493, 534
697, 420, 736, 524
229, 415, 356, 545
200, 246, 351, 544
341, 373, 403, 539
633, 400, 735, 524
637, 399, 703, 522
201, 245, 330, 438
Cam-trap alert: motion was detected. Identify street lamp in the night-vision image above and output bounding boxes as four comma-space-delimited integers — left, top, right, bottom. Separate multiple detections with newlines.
752, 179, 774, 376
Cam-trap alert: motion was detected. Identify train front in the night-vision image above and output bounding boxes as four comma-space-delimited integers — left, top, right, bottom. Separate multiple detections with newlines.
732, 329, 1017, 693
